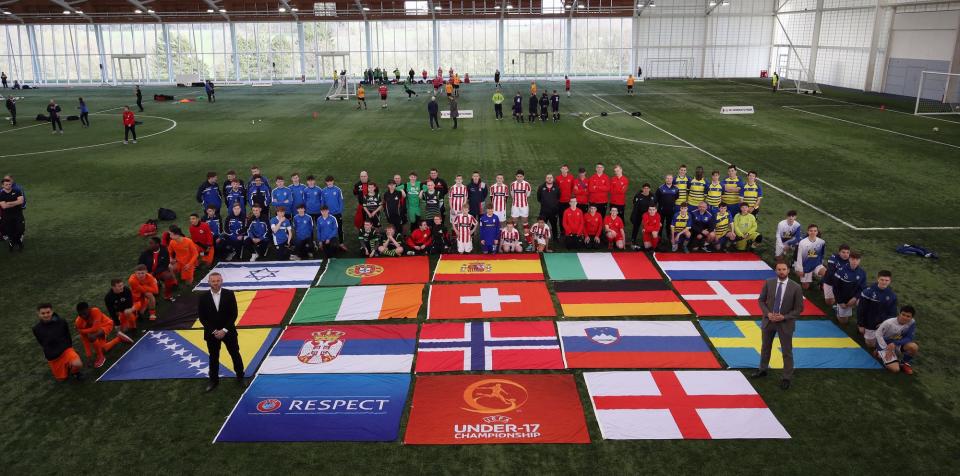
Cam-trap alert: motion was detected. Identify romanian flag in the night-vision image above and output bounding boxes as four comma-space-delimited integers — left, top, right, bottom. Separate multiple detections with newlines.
190, 289, 295, 328
290, 285, 423, 323
316, 257, 431, 286
555, 281, 689, 317
544, 253, 662, 280
432, 253, 544, 282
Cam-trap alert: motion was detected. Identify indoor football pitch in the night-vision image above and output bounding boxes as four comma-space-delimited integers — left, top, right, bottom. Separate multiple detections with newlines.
2, 78, 958, 474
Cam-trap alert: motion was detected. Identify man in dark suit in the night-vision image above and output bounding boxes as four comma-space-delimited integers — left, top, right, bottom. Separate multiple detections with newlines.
197, 272, 245, 392
752, 262, 804, 390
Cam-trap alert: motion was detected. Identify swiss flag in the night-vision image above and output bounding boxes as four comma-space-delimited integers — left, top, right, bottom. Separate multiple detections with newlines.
672, 280, 825, 317
427, 282, 556, 319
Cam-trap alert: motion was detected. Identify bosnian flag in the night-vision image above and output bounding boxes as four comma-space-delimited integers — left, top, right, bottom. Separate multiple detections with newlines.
654, 253, 775, 281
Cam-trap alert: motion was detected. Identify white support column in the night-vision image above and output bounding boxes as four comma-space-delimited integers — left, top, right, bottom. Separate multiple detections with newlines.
162, 24, 174, 83
700, 13, 710, 78
432, 19, 440, 71
863, 0, 884, 92
498, 17, 505, 73
25, 24, 41, 83
94, 24, 109, 83
565, 17, 572, 76
807, 0, 825, 82
230, 22, 240, 81
630, 4, 639, 76
365, 20, 374, 69
297, 21, 306, 80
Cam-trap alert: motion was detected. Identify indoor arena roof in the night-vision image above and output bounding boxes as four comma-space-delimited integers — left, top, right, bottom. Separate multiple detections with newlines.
0, 0, 647, 23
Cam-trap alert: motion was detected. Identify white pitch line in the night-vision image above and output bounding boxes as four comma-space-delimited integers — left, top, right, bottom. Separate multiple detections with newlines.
783, 106, 960, 150
581, 114, 694, 149
0, 106, 125, 135
593, 91, 777, 96
0, 114, 178, 158
592, 93, 859, 229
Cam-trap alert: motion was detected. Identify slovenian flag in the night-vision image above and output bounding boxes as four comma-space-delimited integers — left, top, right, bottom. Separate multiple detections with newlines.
654, 253, 776, 281
558, 321, 720, 369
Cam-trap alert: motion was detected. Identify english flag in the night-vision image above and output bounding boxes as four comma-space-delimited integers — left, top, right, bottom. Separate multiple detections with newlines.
416, 321, 563, 372
584, 370, 790, 440
672, 280, 825, 317
427, 282, 556, 319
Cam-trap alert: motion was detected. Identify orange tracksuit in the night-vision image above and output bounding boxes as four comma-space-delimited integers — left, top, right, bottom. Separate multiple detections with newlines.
168, 237, 199, 282
75, 307, 121, 359
128, 273, 159, 314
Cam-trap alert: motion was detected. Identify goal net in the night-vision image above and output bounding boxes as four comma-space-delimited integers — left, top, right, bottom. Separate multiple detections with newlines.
914, 71, 960, 115
325, 73, 356, 100
646, 58, 692, 79
783, 67, 821, 95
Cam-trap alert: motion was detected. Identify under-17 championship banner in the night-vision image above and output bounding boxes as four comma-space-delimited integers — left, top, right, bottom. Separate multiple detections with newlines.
404, 374, 590, 445
194, 260, 323, 290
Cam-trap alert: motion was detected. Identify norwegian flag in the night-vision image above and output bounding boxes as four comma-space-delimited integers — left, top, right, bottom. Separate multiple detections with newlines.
415, 321, 563, 372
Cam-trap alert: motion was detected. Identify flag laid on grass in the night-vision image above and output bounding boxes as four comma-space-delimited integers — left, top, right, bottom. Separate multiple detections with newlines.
584, 370, 790, 439
543, 253, 661, 281
98, 328, 278, 381
427, 282, 555, 319
558, 321, 720, 369
673, 280, 825, 317
194, 260, 323, 290
152, 293, 201, 330
404, 374, 591, 445
653, 253, 775, 281
554, 281, 689, 317
316, 257, 430, 286
433, 253, 544, 281
699, 320, 881, 369
214, 373, 411, 442
289, 285, 423, 323
258, 324, 418, 373
416, 321, 563, 372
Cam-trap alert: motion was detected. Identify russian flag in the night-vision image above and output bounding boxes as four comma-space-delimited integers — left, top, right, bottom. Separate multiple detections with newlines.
558, 321, 720, 369
654, 252, 776, 281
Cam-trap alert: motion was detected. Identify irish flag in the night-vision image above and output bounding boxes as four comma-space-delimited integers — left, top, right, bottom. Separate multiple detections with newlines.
290, 284, 423, 323
544, 253, 662, 280
555, 281, 690, 317
432, 253, 544, 281
316, 257, 431, 286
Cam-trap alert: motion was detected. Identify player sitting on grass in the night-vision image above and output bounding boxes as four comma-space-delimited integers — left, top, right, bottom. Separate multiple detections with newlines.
33, 303, 83, 382
316, 206, 340, 259
478, 205, 501, 254
529, 216, 552, 253
358, 220, 380, 257
732, 203, 761, 251
104, 278, 139, 335
453, 205, 478, 254
270, 207, 293, 261
583, 205, 604, 249
500, 219, 523, 253
873, 305, 918, 375
794, 224, 826, 290
689, 201, 715, 252
603, 207, 626, 250
775, 210, 802, 264
641, 205, 661, 251
711, 203, 735, 252
377, 225, 404, 256
405, 220, 433, 255
671, 204, 692, 252
429, 215, 451, 254
75, 302, 132, 369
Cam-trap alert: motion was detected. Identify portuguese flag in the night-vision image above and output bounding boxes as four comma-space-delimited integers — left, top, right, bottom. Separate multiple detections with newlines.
555, 281, 689, 317
432, 253, 544, 282
316, 257, 431, 286
291, 284, 424, 323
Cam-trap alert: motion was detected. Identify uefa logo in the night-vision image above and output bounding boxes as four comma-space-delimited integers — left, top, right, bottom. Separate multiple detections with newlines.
256, 399, 282, 413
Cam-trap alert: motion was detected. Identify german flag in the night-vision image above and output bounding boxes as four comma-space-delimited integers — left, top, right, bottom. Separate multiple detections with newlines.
432, 253, 544, 282
555, 281, 690, 317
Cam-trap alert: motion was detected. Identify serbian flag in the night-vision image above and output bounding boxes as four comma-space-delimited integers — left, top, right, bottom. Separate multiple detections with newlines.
673, 280, 825, 317
432, 253, 544, 281
290, 285, 423, 323
259, 324, 418, 374
654, 253, 776, 281
558, 321, 720, 369
543, 253, 661, 281
554, 281, 689, 317
427, 282, 556, 319
316, 257, 430, 286
584, 370, 790, 439
416, 321, 563, 372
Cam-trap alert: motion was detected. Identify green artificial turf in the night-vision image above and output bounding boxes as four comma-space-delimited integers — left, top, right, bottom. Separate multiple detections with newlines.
2, 79, 958, 474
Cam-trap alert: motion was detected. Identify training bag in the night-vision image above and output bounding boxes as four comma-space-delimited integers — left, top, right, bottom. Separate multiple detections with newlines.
896, 244, 938, 259
631, 112, 642, 117
35, 114, 49, 121
66, 115, 79, 121
600, 112, 608, 116
157, 208, 177, 221
139, 219, 158, 237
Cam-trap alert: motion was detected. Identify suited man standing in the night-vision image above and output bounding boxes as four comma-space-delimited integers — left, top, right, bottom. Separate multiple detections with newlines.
752, 262, 804, 390
197, 272, 245, 392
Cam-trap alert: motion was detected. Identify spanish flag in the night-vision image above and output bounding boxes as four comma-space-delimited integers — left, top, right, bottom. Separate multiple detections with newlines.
432, 253, 544, 282
555, 281, 690, 317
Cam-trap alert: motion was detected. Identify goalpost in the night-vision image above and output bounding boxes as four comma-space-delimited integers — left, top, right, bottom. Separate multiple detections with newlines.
914, 71, 960, 115
111, 54, 146, 85
646, 58, 693, 79
325, 73, 356, 100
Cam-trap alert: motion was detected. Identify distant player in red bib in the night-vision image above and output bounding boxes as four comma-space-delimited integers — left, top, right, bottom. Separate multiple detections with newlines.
603, 207, 626, 250
378, 84, 388, 108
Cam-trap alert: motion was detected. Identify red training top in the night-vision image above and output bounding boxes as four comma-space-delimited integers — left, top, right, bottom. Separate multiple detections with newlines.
122, 110, 135, 126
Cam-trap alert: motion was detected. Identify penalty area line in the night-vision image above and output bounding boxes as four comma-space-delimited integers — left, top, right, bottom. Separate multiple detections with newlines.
782, 106, 960, 150
0, 106, 125, 135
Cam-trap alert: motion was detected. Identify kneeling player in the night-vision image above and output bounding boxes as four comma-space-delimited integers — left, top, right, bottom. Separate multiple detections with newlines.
270, 207, 293, 261
104, 278, 138, 333
500, 220, 522, 253
453, 205, 478, 254
128, 264, 159, 320
711, 203, 736, 252
190, 212, 216, 267
603, 207, 626, 250
583, 205, 604, 249
478, 205, 501, 254
671, 205, 692, 252
529, 216, 552, 252
75, 302, 132, 368
641, 205, 661, 251
168, 226, 200, 287
405, 220, 433, 255
794, 224, 826, 290
291, 205, 315, 259
732, 203, 761, 251
874, 305, 919, 375
32, 303, 83, 381
138, 237, 177, 301
377, 225, 405, 256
